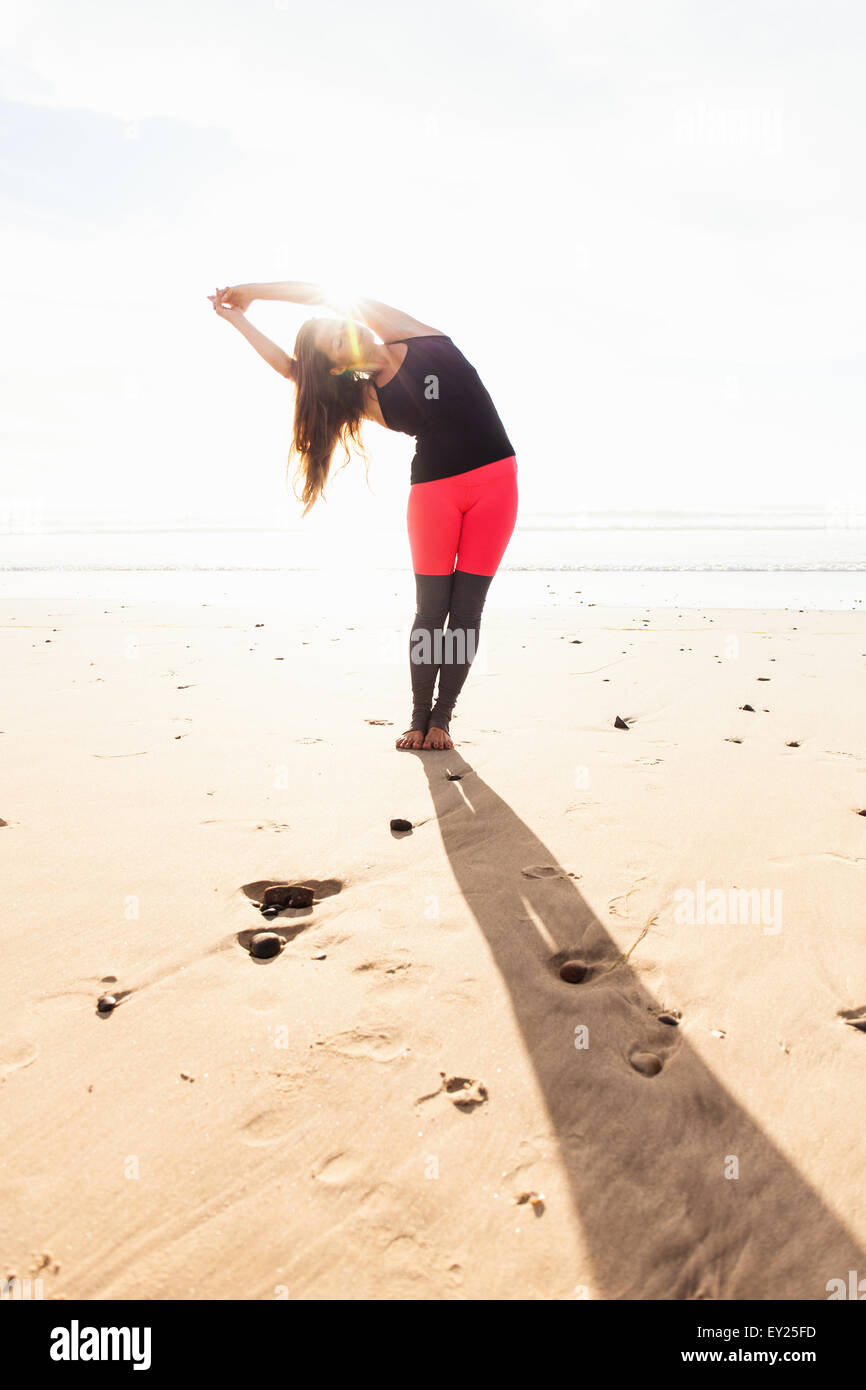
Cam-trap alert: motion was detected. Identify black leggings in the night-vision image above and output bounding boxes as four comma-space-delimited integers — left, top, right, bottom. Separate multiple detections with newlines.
408, 569, 494, 734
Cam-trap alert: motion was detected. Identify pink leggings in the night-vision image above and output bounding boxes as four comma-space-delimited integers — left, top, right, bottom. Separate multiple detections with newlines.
407, 455, 518, 577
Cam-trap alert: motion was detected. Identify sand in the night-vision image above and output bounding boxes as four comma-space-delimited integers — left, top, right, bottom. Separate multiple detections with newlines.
1, 583, 865, 1300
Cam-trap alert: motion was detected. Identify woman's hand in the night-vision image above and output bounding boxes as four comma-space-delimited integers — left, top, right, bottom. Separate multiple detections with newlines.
216, 284, 255, 312
208, 286, 247, 321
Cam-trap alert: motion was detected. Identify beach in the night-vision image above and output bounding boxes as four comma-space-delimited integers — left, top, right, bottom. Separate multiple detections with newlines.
1, 579, 865, 1300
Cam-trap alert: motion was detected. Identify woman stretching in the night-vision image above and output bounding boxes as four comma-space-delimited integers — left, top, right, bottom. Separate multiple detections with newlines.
208, 283, 519, 751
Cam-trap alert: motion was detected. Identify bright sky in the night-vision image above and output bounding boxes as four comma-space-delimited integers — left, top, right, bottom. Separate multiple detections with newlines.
2, 0, 866, 535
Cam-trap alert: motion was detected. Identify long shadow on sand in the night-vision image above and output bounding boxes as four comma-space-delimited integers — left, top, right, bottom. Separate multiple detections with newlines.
407, 748, 862, 1300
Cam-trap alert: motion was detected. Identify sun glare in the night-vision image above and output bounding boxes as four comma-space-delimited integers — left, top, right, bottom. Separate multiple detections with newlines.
316, 282, 366, 361
320, 282, 359, 318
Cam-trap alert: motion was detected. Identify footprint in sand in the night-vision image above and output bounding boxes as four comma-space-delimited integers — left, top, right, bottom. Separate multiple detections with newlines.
0, 1037, 38, 1077
314, 1025, 413, 1064
608, 874, 651, 917
353, 957, 432, 998
311, 1151, 362, 1185
239, 1109, 296, 1147
353, 956, 412, 975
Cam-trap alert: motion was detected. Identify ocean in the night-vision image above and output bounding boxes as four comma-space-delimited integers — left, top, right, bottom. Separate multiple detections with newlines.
1, 509, 864, 610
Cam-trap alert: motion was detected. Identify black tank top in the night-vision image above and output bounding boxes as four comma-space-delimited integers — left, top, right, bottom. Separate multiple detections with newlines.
373, 335, 515, 485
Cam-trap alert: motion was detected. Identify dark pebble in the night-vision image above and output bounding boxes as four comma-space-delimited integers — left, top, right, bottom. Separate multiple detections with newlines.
260, 905, 280, 919
740, 703, 755, 712
250, 932, 282, 959
657, 1012, 680, 1026
97, 995, 117, 1013
390, 818, 413, 832
614, 716, 629, 730
559, 960, 587, 983
631, 1052, 662, 1076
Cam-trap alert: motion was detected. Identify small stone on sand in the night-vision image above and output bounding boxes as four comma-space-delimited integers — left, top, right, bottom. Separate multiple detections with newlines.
559, 960, 588, 983
250, 932, 282, 959
630, 1051, 662, 1076
97, 995, 117, 1014
390, 818, 413, 833
614, 715, 629, 729
515, 1191, 546, 1211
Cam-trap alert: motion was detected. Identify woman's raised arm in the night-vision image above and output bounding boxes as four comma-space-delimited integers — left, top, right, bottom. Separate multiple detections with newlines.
208, 290, 295, 379
220, 282, 444, 343
220, 282, 326, 312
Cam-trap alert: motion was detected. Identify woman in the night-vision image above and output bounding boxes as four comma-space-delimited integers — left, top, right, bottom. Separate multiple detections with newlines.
208, 282, 519, 752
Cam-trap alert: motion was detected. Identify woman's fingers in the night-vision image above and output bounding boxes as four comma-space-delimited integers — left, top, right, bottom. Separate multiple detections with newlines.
209, 287, 229, 313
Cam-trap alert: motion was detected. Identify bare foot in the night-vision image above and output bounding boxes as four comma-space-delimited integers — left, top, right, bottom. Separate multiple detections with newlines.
422, 724, 453, 750
396, 728, 426, 750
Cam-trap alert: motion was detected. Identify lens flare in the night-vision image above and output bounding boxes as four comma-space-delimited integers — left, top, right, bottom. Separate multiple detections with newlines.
321, 282, 358, 318
319, 283, 364, 365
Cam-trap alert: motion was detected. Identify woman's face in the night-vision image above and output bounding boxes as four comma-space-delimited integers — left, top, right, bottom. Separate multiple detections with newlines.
315, 317, 375, 371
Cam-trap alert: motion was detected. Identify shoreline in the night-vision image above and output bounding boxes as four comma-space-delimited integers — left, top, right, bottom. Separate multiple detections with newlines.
0, 566, 864, 612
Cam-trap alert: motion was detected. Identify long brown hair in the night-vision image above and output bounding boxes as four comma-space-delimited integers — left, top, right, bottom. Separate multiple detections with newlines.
287, 318, 369, 515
